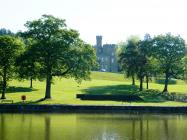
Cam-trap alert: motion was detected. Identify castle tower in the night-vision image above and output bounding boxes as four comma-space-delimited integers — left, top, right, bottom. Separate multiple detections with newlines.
96, 36, 102, 47
94, 35, 118, 72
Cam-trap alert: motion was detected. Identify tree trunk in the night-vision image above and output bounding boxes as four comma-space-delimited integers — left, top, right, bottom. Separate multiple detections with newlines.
163, 72, 169, 92
45, 59, 52, 99
146, 75, 149, 89
45, 74, 52, 99
182, 72, 185, 80
30, 77, 33, 88
132, 75, 135, 86
139, 76, 143, 91
1, 68, 7, 99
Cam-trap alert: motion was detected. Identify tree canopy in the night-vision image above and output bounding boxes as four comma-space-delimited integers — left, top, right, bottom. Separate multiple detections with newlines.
118, 33, 186, 92
152, 33, 186, 92
118, 36, 140, 86
16, 39, 41, 88
23, 15, 97, 99
0, 35, 23, 99
0, 28, 14, 36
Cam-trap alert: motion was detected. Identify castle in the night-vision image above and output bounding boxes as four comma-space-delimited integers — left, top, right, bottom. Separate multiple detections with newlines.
93, 36, 118, 72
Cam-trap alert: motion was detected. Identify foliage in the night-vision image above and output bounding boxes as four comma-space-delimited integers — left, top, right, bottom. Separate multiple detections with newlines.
0, 28, 14, 36
0, 35, 24, 99
118, 33, 186, 93
138, 89, 168, 102
23, 15, 97, 99
152, 33, 186, 92
137, 34, 157, 90
181, 55, 187, 80
119, 34, 157, 91
118, 36, 140, 86
16, 40, 41, 88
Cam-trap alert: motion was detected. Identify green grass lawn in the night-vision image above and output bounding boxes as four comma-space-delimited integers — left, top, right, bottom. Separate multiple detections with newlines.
1, 71, 187, 106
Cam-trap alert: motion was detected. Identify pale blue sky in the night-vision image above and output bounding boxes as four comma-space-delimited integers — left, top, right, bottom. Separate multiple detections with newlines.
0, 0, 187, 45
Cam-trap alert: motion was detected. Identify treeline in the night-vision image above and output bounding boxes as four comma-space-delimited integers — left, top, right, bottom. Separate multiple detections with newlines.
0, 15, 97, 99
118, 34, 187, 93
1, 15, 186, 100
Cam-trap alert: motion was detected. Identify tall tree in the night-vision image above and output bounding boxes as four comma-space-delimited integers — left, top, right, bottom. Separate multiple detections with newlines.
152, 33, 185, 92
16, 43, 41, 88
137, 34, 157, 90
0, 35, 23, 99
135, 51, 147, 91
118, 36, 140, 86
24, 15, 97, 99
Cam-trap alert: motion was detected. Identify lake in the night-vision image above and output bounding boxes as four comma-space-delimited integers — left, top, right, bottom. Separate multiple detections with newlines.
0, 113, 187, 140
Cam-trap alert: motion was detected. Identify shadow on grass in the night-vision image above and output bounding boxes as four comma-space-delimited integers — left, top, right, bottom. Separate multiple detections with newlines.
4, 86, 38, 93
155, 78, 177, 85
82, 85, 139, 95
14, 98, 46, 104
32, 98, 46, 103
82, 84, 167, 103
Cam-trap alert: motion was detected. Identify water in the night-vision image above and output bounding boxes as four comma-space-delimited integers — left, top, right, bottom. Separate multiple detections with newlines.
0, 113, 187, 140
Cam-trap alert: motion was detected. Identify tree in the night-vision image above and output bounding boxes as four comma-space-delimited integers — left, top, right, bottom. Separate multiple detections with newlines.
182, 55, 187, 80
135, 51, 147, 91
144, 57, 159, 89
0, 35, 23, 99
24, 15, 97, 99
152, 33, 185, 92
118, 36, 140, 86
0, 28, 14, 36
16, 42, 41, 88
137, 34, 158, 90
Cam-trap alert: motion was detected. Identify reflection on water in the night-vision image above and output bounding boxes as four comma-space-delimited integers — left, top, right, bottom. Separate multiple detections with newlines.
0, 113, 187, 140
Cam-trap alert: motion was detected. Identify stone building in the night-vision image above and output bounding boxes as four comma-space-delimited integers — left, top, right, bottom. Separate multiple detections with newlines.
93, 36, 118, 72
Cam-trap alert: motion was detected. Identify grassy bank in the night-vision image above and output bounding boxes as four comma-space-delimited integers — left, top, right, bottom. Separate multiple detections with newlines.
1, 71, 187, 106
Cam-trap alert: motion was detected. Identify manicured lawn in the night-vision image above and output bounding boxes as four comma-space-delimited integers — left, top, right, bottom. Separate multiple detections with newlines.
1, 71, 187, 106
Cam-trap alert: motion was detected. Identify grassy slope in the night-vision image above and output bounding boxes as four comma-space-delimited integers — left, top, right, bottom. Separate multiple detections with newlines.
2, 71, 187, 106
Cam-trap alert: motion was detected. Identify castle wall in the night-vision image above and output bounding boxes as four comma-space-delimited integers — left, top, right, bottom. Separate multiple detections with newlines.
94, 36, 118, 72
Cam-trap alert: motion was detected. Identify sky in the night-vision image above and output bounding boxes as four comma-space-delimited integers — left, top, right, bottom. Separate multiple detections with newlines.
0, 0, 187, 45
